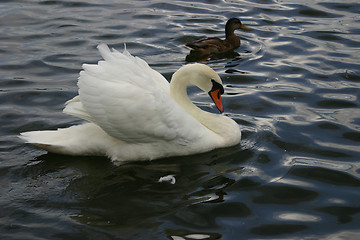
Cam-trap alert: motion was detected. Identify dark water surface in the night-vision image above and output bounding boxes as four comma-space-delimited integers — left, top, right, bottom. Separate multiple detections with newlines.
1, 0, 360, 239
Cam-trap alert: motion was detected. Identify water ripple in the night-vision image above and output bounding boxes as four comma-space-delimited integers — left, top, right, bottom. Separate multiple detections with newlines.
1, 0, 360, 239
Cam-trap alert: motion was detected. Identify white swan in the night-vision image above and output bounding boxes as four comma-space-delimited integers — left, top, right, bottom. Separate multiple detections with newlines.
20, 44, 241, 164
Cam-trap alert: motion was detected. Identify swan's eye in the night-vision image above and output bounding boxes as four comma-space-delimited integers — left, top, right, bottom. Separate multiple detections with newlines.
210, 79, 224, 95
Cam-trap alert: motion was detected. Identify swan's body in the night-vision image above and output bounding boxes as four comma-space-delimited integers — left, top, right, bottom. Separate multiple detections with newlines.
20, 44, 241, 164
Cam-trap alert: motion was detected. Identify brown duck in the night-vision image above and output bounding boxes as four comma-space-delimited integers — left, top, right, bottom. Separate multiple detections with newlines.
186, 18, 250, 60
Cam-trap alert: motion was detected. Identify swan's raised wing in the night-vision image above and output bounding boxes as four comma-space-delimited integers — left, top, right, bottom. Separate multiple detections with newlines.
64, 44, 203, 144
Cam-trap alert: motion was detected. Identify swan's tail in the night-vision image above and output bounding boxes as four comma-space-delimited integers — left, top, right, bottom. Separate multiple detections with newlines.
20, 130, 64, 153
19, 123, 109, 156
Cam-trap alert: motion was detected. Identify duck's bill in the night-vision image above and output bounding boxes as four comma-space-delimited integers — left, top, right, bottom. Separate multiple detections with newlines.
209, 89, 224, 113
240, 24, 251, 31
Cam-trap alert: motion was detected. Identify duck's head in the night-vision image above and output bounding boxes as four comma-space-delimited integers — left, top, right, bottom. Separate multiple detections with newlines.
226, 18, 250, 35
173, 63, 224, 113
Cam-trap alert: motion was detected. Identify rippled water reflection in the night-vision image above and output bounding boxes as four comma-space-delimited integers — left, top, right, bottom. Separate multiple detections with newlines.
1, 0, 359, 239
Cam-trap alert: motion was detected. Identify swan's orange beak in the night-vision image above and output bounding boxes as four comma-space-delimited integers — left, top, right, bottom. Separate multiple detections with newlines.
209, 89, 224, 113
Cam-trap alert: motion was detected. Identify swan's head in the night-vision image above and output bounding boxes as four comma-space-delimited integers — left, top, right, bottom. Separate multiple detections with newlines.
173, 63, 224, 113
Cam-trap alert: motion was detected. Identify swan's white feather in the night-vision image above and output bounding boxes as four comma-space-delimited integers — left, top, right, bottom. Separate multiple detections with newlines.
70, 44, 206, 144
63, 97, 94, 122
20, 44, 241, 163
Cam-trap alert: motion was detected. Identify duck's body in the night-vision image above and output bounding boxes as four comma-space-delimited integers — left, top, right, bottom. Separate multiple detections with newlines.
20, 44, 241, 164
186, 18, 250, 59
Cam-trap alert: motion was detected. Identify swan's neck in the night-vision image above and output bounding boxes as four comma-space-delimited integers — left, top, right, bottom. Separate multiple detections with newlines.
169, 68, 241, 145
170, 75, 203, 119
170, 72, 222, 134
